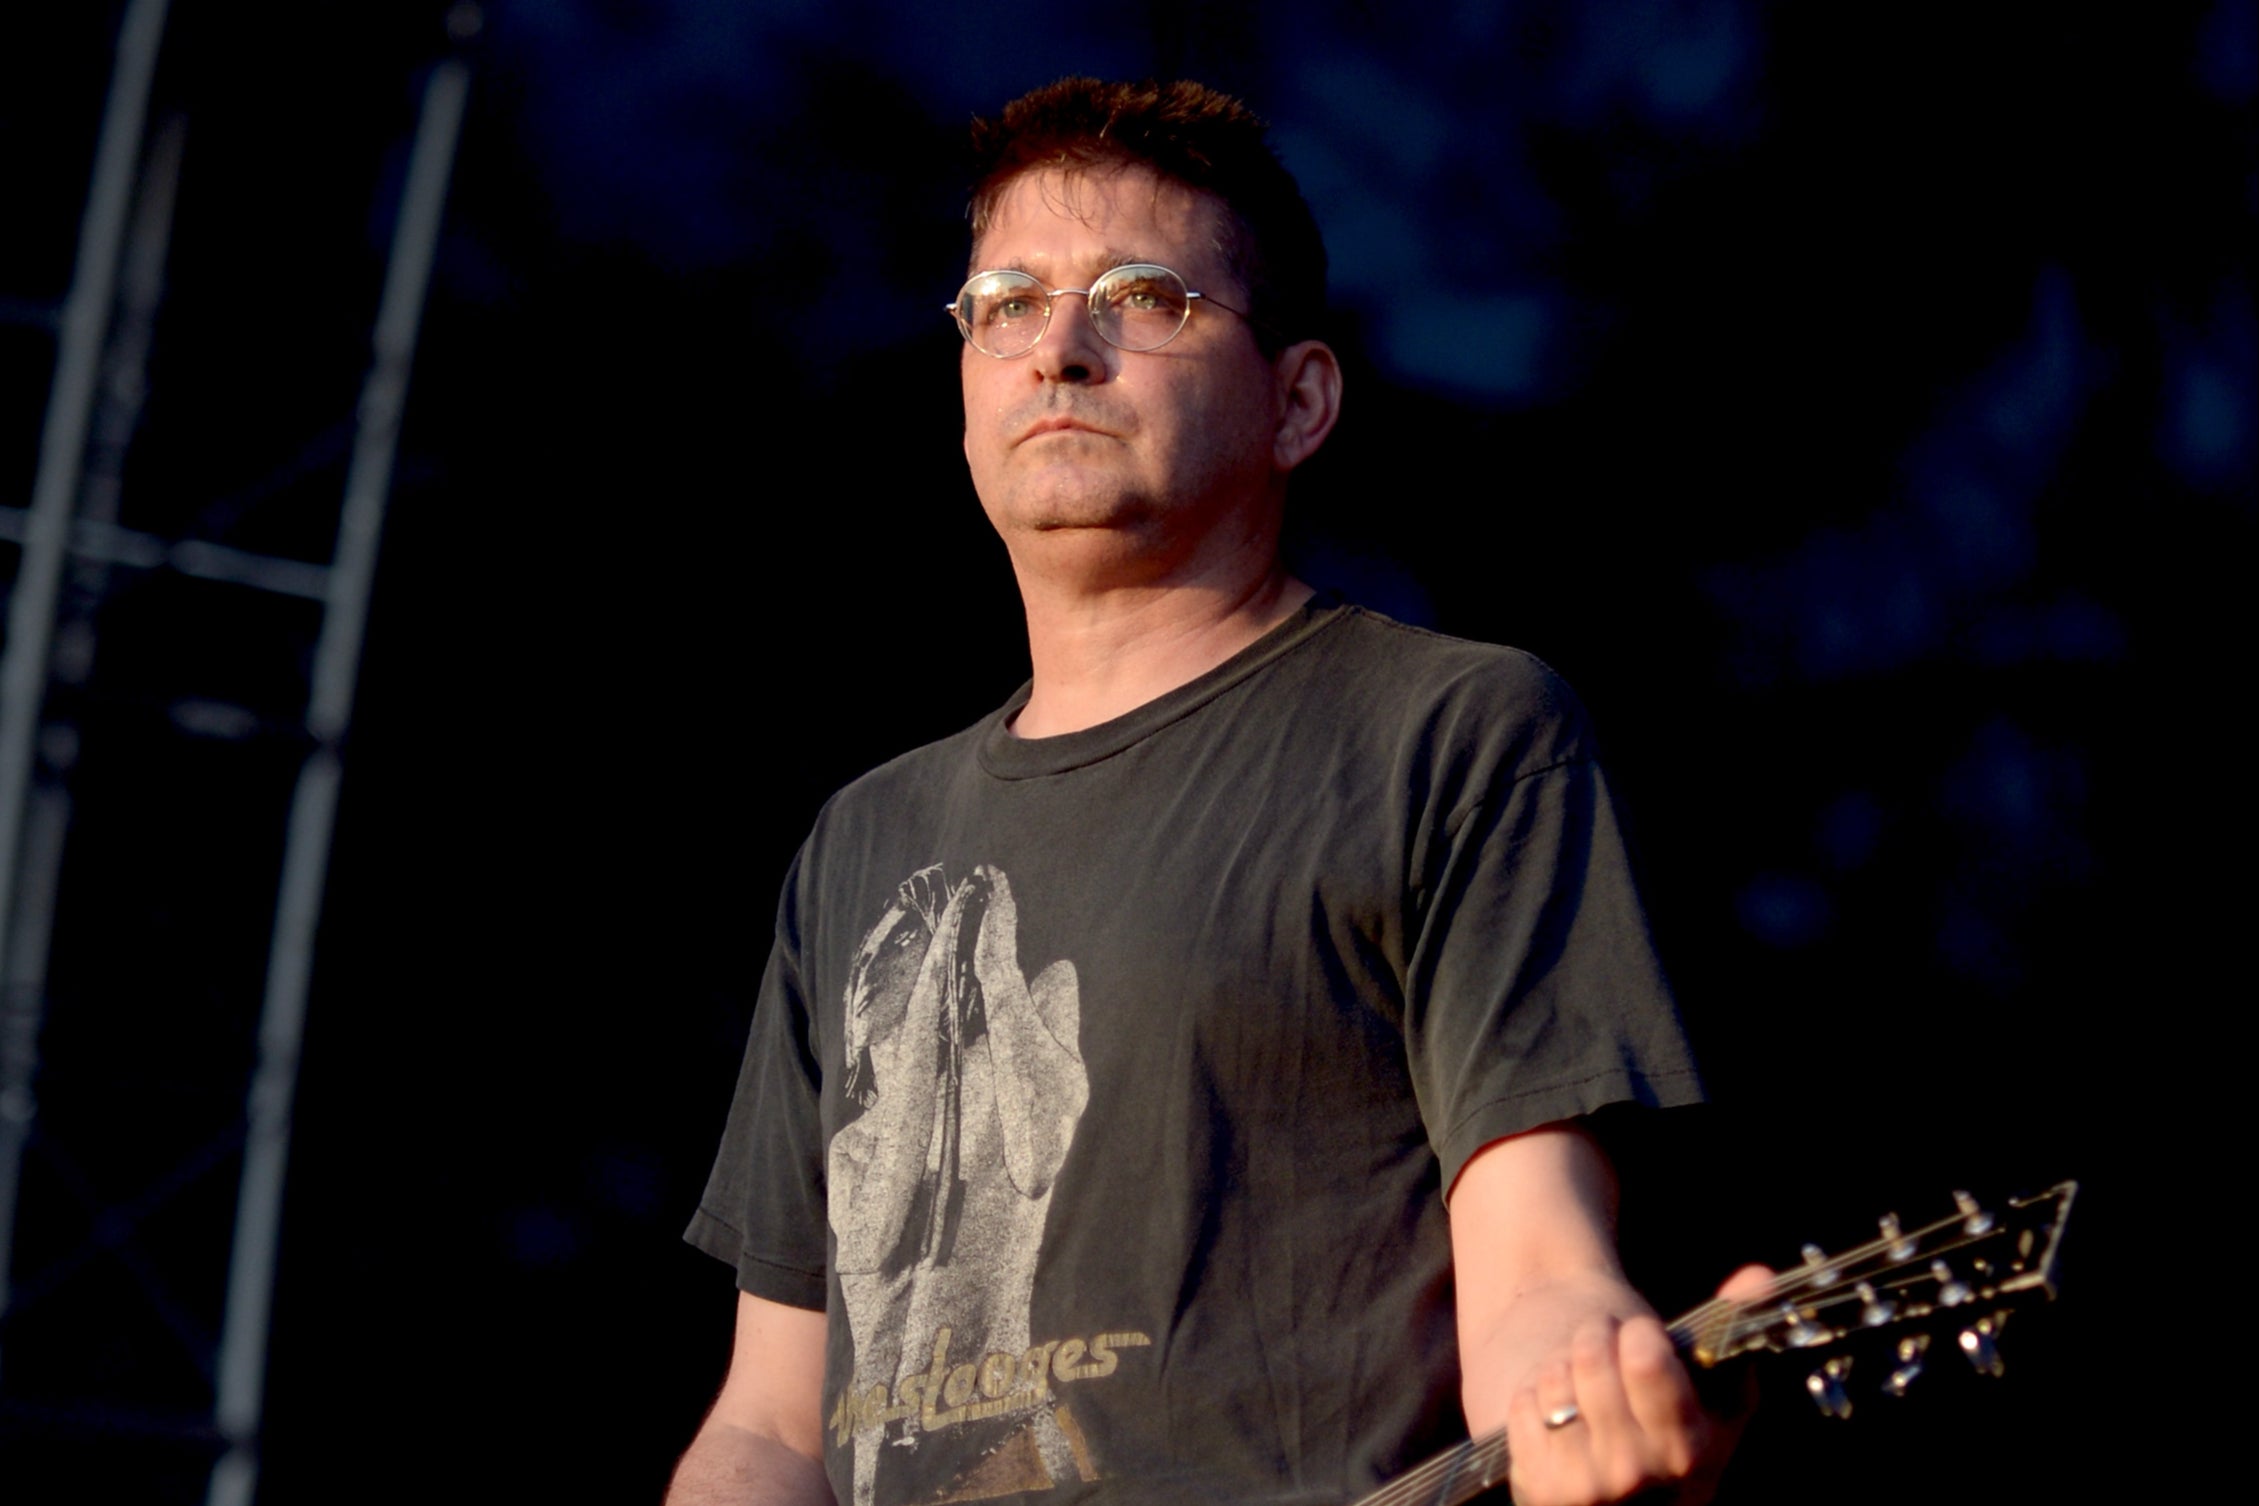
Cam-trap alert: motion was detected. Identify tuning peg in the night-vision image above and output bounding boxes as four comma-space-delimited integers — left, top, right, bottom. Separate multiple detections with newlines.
1882, 1334, 1930, 1397
1959, 1314, 2007, 1377
1806, 1356, 1854, 1419
1953, 1190, 1995, 1236
1879, 1213, 1917, 1262
1931, 1259, 1973, 1306
1780, 1302, 1829, 1349
1856, 1281, 1897, 1328
1799, 1243, 1842, 1287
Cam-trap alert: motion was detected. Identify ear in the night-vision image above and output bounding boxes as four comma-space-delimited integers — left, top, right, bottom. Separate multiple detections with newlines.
1271, 339, 1343, 473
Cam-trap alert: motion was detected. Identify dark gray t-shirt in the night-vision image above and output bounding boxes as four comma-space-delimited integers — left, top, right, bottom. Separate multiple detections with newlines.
688, 600, 1700, 1506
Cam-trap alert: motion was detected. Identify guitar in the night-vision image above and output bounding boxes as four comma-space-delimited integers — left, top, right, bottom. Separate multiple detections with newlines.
1348, 1182, 2078, 1506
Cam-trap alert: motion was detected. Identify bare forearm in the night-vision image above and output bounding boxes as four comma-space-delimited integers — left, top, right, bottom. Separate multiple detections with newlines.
665, 1421, 835, 1506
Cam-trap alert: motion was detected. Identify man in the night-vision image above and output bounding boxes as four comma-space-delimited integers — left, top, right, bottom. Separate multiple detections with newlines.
672, 79, 1759, 1506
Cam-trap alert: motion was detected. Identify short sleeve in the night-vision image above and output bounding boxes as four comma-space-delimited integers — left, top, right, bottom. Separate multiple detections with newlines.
1404, 750, 1703, 1194
684, 858, 830, 1311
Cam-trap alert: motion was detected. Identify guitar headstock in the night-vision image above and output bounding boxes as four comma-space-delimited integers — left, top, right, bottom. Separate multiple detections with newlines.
1348, 1181, 2080, 1506
1672, 1181, 2075, 1416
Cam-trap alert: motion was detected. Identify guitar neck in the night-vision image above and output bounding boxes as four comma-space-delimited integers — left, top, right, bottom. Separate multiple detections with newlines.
1349, 1428, 1510, 1506
1346, 1309, 1711, 1506
1343, 1182, 2076, 1506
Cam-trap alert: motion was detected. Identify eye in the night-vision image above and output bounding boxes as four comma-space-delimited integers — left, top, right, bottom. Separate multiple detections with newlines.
963, 272, 1046, 329
1099, 268, 1187, 320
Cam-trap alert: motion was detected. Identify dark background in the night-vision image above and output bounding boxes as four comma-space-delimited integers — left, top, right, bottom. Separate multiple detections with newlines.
1, 1, 2249, 1500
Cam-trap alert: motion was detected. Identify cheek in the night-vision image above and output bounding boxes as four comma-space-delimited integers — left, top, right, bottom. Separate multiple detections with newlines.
961, 365, 995, 467
1172, 370, 1271, 472
962, 357, 1016, 421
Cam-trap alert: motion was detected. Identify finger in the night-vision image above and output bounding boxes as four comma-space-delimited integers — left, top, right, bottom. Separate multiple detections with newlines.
1716, 1263, 1776, 1302
1565, 1317, 1633, 1437
1616, 1314, 1706, 1478
1701, 1265, 1777, 1426
1568, 1318, 1672, 1501
1532, 1354, 1584, 1436
1507, 1365, 1599, 1506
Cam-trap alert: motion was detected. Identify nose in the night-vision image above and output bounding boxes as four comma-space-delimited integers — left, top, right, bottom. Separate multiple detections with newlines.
1033, 289, 1109, 384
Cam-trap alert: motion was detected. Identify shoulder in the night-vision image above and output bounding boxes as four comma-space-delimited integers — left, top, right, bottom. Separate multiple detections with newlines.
1315, 607, 1579, 704
1289, 605, 1597, 778
785, 707, 1001, 886
749, 705, 997, 923
823, 707, 999, 815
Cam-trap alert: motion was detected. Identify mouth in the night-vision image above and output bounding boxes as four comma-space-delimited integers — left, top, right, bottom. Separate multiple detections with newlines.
1019, 415, 1113, 444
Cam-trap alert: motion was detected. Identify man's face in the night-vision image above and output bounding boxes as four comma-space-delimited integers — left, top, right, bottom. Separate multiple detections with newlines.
960, 166, 1289, 577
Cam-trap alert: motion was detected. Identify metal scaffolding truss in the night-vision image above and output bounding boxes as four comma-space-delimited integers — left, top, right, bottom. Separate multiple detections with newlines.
0, 4, 471, 1500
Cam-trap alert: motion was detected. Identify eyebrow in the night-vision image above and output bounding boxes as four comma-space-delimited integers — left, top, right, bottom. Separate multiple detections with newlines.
969, 249, 1157, 282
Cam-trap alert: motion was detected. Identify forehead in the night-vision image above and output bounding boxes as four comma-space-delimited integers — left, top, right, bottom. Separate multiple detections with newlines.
969, 165, 1229, 282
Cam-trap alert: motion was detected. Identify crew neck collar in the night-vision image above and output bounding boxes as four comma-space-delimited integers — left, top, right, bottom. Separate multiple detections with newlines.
977, 594, 1350, 780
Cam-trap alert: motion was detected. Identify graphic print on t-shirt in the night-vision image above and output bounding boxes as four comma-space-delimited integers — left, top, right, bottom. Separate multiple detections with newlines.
826, 863, 1121, 1505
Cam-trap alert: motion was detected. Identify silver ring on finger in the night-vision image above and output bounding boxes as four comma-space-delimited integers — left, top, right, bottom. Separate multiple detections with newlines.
1543, 1403, 1581, 1430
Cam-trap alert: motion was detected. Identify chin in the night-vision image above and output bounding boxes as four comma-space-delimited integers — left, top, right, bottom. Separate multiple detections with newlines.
1028, 506, 1144, 532
989, 489, 1153, 536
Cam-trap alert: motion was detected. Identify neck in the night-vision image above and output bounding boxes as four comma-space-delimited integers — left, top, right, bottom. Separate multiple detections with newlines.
1008, 552, 1314, 738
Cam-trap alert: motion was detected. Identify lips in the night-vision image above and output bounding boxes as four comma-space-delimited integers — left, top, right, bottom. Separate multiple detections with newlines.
1018, 414, 1116, 444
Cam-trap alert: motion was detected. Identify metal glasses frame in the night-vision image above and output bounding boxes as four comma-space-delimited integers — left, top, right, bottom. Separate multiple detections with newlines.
946, 262, 1252, 357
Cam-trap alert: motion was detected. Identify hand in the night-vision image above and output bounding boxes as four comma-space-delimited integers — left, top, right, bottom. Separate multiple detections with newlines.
1501, 1265, 1773, 1506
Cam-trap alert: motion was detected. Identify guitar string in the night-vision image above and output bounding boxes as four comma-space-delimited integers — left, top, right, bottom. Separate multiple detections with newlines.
1354, 1431, 1509, 1506
1676, 1200, 2057, 1357
1353, 1231, 1994, 1506
1347, 1191, 2066, 1506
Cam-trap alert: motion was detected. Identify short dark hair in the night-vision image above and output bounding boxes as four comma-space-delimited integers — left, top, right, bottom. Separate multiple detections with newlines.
967, 78, 1328, 353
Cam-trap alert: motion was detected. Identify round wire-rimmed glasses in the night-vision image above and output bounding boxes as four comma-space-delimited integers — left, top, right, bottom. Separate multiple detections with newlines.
947, 263, 1251, 358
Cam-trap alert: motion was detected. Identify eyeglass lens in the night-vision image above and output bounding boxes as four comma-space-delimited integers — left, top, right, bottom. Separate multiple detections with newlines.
956, 265, 1193, 356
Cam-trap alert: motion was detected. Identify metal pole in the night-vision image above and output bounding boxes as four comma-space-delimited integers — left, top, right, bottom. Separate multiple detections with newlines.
205, 56, 471, 1506
0, 0, 172, 1363
0, 100, 184, 1356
